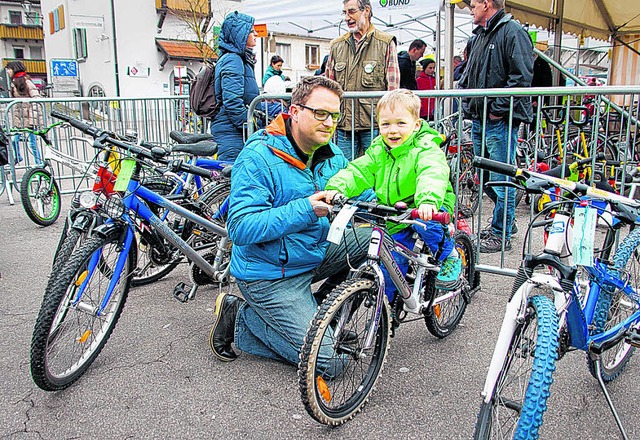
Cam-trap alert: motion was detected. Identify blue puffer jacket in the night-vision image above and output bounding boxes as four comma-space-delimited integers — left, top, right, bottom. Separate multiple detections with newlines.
210, 12, 260, 161
227, 114, 349, 281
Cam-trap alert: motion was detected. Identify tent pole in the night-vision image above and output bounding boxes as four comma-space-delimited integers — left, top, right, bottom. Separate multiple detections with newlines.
552, 0, 565, 88
443, 0, 455, 115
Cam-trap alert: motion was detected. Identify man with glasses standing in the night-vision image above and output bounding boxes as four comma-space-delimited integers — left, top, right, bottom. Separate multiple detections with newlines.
325, 0, 399, 160
209, 77, 371, 370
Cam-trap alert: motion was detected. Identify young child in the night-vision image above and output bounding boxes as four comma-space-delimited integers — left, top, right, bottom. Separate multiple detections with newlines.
325, 89, 461, 292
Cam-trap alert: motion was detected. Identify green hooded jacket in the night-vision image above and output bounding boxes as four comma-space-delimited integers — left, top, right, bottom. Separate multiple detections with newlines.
326, 120, 455, 234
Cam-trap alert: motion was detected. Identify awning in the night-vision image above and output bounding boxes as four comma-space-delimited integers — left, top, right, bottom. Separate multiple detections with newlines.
155, 38, 216, 68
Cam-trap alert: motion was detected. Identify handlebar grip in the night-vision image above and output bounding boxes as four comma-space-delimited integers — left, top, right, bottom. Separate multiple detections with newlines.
183, 164, 214, 179
50, 110, 101, 137
472, 156, 518, 177
410, 209, 451, 225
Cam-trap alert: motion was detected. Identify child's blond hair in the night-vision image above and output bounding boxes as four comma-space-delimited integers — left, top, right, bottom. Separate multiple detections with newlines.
376, 89, 421, 120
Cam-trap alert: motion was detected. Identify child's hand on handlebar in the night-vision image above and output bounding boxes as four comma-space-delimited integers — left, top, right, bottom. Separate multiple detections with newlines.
417, 203, 437, 221
309, 191, 331, 217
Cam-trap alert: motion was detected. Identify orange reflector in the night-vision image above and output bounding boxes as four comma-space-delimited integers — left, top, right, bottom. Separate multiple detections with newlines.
316, 376, 332, 402
433, 304, 441, 318
75, 270, 88, 286
77, 330, 92, 344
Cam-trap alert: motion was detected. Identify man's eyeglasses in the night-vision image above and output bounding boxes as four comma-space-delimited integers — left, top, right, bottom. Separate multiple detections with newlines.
297, 104, 342, 123
341, 7, 362, 16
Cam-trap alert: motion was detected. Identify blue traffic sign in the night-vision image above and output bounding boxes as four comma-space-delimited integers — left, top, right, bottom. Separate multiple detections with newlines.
51, 59, 78, 77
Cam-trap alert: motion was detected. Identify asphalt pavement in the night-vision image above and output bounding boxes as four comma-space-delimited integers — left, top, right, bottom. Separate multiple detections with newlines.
1, 192, 639, 439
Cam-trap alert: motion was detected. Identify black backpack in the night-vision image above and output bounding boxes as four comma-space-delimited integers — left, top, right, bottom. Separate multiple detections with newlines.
0, 127, 9, 166
189, 60, 219, 119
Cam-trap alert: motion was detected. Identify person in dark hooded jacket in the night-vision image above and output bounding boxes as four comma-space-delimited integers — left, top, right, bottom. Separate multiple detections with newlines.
210, 12, 260, 161
397, 39, 426, 90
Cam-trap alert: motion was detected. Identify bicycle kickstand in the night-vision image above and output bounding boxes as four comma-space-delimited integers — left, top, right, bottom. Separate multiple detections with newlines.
592, 354, 629, 440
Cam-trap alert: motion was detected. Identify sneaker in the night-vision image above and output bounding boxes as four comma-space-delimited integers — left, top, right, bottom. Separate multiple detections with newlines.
210, 292, 243, 362
479, 220, 518, 239
479, 233, 512, 253
435, 254, 463, 290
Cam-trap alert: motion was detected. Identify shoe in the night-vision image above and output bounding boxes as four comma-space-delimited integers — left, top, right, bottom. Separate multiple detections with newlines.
210, 292, 243, 362
435, 254, 463, 290
479, 220, 517, 239
479, 233, 512, 253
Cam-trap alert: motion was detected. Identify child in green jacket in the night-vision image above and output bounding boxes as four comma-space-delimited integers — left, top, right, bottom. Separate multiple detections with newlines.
325, 89, 461, 291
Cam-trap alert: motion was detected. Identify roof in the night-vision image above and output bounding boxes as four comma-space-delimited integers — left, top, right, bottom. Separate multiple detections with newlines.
155, 39, 216, 61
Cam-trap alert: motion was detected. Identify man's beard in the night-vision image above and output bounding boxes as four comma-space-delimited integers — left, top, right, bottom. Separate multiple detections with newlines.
348, 15, 368, 34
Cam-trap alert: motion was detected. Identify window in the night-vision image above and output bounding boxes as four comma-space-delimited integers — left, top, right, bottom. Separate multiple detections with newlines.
30, 46, 42, 59
305, 45, 320, 69
275, 43, 291, 67
73, 28, 88, 60
9, 11, 22, 25
13, 47, 24, 59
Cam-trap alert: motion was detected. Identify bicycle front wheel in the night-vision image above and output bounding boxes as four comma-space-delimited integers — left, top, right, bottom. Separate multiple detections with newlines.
20, 167, 61, 226
473, 295, 558, 440
587, 227, 640, 382
298, 278, 390, 425
30, 227, 135, 391
423, 232, 474, 338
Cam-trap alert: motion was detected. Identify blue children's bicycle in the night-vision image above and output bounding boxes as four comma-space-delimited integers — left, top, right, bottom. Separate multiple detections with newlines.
472, 157, 640, 440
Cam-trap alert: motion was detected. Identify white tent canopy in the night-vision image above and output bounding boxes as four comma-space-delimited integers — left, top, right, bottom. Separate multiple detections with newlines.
244, 0, 473, 49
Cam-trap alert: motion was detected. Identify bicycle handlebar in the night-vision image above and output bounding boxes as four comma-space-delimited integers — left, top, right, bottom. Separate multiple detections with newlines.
332, 195, 450, 225
51, 111, 215, 180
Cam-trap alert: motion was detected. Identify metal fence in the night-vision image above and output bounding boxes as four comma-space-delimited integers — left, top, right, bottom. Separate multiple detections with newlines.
3, 86, 640, 278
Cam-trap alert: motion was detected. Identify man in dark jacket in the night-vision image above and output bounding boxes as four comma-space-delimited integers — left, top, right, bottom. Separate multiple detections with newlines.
459, 0, 533, 253
209, 77, 370, 373
398, 39, 426, 90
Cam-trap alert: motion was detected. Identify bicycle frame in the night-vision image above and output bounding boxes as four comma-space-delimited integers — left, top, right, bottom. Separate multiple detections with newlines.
73, 167, 229, 316
339, 225, 440, 350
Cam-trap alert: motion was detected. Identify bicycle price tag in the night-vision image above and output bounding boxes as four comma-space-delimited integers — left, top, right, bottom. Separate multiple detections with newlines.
113, 159, 136, 192
572, 206, 597, 266
327, 204, 359, 245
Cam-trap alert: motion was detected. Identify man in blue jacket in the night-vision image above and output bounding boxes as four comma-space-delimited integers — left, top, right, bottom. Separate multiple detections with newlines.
459, 0, 533, 253
210, 77, 370, 372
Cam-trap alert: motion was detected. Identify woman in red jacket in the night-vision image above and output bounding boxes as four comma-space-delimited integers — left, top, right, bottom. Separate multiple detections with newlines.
416, 58, 436, 121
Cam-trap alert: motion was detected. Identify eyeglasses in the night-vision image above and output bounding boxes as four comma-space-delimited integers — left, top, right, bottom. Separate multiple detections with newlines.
297, 104, 342, 123
341, 7, 362, 16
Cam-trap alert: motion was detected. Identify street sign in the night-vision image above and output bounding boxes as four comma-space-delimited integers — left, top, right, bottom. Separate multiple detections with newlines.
51, 59, 78, 77
50, 59, 79, 93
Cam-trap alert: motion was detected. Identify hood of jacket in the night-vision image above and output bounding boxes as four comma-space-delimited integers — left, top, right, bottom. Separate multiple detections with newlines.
398, 51, 411, 63
218, 12, 254, 56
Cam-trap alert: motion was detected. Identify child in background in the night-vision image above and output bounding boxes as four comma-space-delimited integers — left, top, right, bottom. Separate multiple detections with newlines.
416, 58, 437, 121
325, 89, 461, 292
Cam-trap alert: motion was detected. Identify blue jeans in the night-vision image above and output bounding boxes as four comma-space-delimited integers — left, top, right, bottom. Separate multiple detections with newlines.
472, 119, 517, 239
235, 226, 372, 376
336, 128, 378, 161
12, 133, 42, 165
383, 217, 454, 301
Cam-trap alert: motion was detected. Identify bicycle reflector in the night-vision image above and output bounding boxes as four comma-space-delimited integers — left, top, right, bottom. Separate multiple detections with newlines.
103, 193, 125, 218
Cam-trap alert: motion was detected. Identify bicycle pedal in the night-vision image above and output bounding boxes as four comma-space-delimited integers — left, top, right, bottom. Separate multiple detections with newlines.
624, 326, 640, 348
173, 282, 195, 303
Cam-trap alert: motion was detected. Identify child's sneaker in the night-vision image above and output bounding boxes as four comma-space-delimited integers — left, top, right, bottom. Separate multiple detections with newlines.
435, 253, 462, 290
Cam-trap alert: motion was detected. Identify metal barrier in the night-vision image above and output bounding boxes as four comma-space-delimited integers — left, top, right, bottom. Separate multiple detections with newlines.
0, 95, 204, 200
249, 86, 640, 278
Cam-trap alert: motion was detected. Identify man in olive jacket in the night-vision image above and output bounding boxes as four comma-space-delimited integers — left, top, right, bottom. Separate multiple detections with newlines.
459, 0, 533, 253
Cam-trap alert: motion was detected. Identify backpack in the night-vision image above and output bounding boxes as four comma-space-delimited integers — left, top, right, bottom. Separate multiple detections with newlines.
189, 60, 219, 119
0, 127, 9, 166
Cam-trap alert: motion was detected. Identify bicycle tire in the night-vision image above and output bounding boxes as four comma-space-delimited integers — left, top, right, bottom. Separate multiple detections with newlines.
453, 145, 479, 218
20, 167, 61, 226
298, 278, 390, 425
586, 227, 640, 382
473, 295, 558, 440
423, 232, 474, 338
30, 227, 135, 391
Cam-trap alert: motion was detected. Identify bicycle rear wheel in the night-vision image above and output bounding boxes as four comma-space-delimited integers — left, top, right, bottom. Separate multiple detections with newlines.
473, 295, 558, 440
20, 167, 61, 226
30, 227, 135, 391
298, 278, 390, 425
422, 232, 474, 338
452, 145, 479, 218
587, 227, 640, 382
